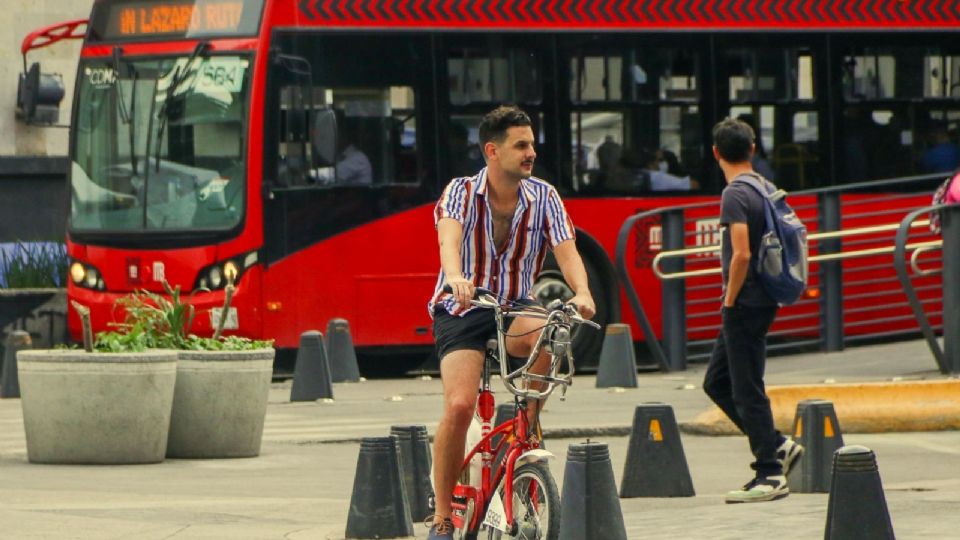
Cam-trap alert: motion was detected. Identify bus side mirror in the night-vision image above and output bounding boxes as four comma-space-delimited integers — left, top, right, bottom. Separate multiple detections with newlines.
16, 62, 65, 125
311, 109, 337, 168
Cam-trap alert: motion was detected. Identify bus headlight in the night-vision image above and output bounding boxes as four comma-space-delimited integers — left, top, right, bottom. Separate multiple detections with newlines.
69, 262, 86, 284
194, 251, 257, 291
69, 260, 106, 291
209, 266, 223, 289
223, 261, 239, 282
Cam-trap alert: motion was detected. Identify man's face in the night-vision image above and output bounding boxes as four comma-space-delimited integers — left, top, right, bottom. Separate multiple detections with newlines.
490, 126, 536, 180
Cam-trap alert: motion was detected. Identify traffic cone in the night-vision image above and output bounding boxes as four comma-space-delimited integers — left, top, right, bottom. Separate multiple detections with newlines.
595, 324, 638, 388
289, 331, 333, 401
491, 401, 546, 467
390, 425, 434, 523
824, 445, 895, 540
327, 318, 361, 382
1, 330, 31, 398
619, 403, 695, 497
558, 442, 627, 540
345, 436, 414, 539
789, 399, 844, 493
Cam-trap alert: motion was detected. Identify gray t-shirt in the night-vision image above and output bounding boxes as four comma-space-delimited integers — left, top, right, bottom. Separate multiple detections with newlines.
719, 174, 777, 307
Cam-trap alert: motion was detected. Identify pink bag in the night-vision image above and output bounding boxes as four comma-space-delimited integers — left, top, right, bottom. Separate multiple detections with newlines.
930, 171, 960, 233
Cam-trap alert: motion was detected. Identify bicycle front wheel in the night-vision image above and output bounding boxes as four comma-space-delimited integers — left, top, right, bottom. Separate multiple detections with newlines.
486, 462, 560, 540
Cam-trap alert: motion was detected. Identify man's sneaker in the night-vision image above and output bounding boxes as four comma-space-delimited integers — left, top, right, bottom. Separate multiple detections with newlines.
425, 516, 454, 539
777, 437, 805, 477
725, 475, 789, 503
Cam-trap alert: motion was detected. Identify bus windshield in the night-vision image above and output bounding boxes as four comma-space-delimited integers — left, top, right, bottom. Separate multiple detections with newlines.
71, 53, 250, 232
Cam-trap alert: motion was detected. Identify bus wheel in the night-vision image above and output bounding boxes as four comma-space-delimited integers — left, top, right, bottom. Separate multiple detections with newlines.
531, 251, 611, 371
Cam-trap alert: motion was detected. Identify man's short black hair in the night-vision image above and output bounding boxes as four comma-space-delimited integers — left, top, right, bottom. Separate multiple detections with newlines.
712, 118, 755, 164
479, 105, 532, 146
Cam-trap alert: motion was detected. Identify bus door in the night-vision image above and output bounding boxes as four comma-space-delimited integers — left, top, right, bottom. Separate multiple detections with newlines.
261, 32, 439, 347
714, 35, 826, 191
559, 34, 706, 195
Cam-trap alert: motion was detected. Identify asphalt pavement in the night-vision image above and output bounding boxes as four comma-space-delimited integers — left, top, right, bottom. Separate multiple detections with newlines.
1, 339, 959, 539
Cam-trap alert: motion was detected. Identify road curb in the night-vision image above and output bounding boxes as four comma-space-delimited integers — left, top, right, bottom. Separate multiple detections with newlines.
682, 379, 960, 435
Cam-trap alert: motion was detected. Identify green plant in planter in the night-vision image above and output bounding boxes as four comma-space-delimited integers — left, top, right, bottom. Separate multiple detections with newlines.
91, 281, 271, 352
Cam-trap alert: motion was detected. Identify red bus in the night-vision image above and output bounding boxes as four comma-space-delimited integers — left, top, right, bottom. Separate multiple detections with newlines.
50, 0, 957, 373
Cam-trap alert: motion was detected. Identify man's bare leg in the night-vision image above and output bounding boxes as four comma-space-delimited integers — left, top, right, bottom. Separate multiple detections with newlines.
505, 317, 553, 432
432, 349, 484, 523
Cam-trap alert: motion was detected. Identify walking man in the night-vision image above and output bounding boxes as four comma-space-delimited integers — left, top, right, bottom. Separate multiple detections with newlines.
425, 105, 595, 538
703, 118, 804, 503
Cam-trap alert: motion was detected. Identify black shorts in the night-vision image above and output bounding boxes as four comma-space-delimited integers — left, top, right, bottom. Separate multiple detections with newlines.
432, 300, 534, 362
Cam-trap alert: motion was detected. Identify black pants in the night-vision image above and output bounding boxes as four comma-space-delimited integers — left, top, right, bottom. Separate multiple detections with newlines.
703, 303, 782, 477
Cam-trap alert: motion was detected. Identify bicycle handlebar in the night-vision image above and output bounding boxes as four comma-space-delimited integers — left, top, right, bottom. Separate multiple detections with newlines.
440, 284, 600, 399
441, 285, 600, 329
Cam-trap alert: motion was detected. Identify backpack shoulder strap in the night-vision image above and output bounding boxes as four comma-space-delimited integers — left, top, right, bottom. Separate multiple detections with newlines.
732, 173, 772, 197
733, 172, 788, 203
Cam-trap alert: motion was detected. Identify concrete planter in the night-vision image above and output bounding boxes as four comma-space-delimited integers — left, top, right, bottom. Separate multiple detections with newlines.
17, 349, 178, 464
166, 348, 274, 458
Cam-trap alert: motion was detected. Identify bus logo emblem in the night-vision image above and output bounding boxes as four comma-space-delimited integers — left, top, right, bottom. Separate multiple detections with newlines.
127, 257, 141, 285
152, 262, 165, 282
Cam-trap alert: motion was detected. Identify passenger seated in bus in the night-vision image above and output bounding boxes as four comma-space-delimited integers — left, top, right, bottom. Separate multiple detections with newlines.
605, 148, 651, 192
612, 148, 700, 191
596, 135, 622, 174
920, 121, 960, 174
311, 120, 373, 185
659, 148, 687, 177
334, 121, 373, 185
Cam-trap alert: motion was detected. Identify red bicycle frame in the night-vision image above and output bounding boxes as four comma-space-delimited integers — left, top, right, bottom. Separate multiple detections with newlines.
450, 384, 539, 533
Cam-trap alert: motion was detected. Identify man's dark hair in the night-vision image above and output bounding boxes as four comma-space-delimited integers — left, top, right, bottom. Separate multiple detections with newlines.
712, 118, 755, 163
479, 105, 532, 146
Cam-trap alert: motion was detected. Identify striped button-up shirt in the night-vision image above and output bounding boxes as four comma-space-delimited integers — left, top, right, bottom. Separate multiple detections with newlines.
429, 168, 576, 317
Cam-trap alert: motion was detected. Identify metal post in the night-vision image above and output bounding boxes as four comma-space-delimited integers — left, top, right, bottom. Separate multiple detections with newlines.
818, 193, 844, 352
942, 205, 960, 374
661, 209, 686, 371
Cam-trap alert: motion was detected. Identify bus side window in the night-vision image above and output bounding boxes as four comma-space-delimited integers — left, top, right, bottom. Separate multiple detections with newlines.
315, 86, 418, 187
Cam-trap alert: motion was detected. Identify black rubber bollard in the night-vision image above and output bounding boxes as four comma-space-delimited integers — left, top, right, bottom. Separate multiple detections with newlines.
596, 323, 638, 388
390, 424, 435, 523
824, 445, 895, 540
1, 331, 31, 398
619, 403, 695, 497
290, 331, 333, 401
327, 318, 361, 383
558, 442, 627, 540
790, 399, 844, 493
345, 436, 414, 539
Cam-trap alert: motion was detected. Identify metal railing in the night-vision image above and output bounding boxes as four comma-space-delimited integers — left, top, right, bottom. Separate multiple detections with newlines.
615, 173, 947, 372
893, 203, 960, 374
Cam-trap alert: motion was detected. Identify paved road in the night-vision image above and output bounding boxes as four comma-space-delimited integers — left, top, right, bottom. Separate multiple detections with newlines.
1, 339, 958, 539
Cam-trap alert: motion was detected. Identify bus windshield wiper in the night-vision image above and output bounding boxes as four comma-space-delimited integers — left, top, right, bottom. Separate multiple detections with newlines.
112, 46, 138, 175
154, 41, 210, 172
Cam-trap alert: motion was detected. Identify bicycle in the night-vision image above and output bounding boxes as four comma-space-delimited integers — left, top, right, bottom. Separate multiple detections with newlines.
445, 287, 600, 540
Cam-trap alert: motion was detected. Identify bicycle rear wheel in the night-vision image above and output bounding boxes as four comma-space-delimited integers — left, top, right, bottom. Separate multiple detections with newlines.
486, 462, 560, 540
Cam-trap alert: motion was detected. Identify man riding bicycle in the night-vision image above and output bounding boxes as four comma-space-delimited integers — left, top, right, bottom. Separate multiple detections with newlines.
426, 105, 595, 539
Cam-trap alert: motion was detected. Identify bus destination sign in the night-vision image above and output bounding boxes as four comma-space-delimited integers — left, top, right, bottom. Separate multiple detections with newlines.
90, 0, 263, 42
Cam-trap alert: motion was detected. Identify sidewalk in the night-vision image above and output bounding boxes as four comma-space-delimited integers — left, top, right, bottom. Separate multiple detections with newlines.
1, 339, 958, 539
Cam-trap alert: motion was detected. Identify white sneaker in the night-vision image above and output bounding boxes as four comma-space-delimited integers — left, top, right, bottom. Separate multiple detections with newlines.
777, 437, 805, 477
725, 475, 789, 503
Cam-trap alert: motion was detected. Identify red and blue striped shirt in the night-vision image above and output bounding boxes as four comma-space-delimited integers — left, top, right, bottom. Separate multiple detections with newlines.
429, 168, 576, 317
